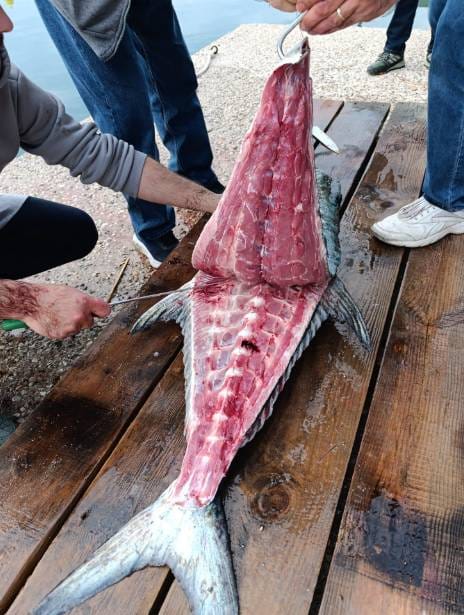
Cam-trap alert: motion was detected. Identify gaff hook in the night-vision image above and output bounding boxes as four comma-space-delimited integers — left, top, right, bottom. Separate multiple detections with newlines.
276, 11, 308, 61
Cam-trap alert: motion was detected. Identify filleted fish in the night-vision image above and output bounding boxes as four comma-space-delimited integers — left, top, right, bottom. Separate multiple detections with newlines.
35, 43, 369, 615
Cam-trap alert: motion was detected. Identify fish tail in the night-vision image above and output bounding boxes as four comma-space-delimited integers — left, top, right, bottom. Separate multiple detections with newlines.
33, 487, 238, 615
322, 277, 371, 350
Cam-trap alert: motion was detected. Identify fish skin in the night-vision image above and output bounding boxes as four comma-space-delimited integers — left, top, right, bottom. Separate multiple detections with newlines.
33, 47, 370, 615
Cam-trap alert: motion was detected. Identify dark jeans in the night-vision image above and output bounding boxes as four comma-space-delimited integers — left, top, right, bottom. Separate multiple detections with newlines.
0, 197, 97, 279
384, 0, 420, 55
35, 0, 218, 253
423, 0, 464, 210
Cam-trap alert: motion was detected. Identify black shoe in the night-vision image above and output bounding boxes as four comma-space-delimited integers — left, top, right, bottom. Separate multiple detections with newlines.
0, 415, 16, 446
205, 179, 225, 194
367, 51, 405, 76
133, 230, 179, 268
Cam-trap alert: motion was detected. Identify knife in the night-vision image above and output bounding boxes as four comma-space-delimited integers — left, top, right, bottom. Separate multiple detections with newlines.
312, 125, 340, 154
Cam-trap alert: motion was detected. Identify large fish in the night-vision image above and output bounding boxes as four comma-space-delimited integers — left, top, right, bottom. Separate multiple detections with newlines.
35, 45, 369, 615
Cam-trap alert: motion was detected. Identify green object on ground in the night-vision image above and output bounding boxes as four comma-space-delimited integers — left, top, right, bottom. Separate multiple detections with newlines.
1, 319, 28, 331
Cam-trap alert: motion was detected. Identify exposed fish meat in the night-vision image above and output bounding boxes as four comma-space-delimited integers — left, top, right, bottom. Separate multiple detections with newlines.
35, 44, 369, 615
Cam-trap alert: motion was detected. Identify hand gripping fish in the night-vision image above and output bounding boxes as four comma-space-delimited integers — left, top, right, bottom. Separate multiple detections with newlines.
35, 44, 369, 615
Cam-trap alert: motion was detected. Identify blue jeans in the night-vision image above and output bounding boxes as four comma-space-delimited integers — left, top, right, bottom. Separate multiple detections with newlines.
423, 0, 464, 211
385, 0, 420, 56
35, 0, 218, 252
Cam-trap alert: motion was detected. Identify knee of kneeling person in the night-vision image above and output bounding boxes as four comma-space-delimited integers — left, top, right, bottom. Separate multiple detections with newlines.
75, 210, 98, 258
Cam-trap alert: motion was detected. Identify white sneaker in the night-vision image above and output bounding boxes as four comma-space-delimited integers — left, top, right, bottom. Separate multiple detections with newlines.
371, 196, 464, 247
132, 234, 162, 268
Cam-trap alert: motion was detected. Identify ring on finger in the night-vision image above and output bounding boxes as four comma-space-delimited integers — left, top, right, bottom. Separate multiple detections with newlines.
336, 6, 346, 21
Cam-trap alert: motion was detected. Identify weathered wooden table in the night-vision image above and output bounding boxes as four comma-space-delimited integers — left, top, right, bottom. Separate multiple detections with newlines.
1, 99, 462, 615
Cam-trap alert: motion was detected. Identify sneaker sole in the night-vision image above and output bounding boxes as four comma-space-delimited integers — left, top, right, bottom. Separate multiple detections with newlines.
132, 235, 163, 268
372, 223, 464, 248
367, 61, 405, 76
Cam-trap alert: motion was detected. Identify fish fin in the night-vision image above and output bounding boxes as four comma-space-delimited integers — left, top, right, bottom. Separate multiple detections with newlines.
131, 280, 194, 333
33, 506, 156, 615
316, 169, 342, 276
33, 488, 237, 615
322, 277, 371, 350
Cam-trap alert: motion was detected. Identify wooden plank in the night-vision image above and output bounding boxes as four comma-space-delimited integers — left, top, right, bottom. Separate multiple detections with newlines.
315, 101, 381, 202
0, 99, 341, 612
9, 100, 389, 615
0, 222, 207, 612
319, 201, 464, 611
312, 99, 343, 132
9, 354, 187, 615
159, 103, 427, 614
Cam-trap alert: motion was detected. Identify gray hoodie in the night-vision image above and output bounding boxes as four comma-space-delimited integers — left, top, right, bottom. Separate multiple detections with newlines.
0, 38, 146, 230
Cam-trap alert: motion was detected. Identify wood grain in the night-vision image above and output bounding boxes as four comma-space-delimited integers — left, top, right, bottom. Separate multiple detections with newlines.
319, 185, 464, 613
311, 99, 343, 134
2, 100, 342, 612
9, 354, 187, 615
160, 103, 427, 615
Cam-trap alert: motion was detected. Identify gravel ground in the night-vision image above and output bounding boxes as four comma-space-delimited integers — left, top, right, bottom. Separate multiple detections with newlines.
0, 25, 429, 429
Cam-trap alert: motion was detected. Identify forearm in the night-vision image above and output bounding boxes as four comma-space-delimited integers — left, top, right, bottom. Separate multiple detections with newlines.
138, 157, 220, 214
0, 280, 40, 320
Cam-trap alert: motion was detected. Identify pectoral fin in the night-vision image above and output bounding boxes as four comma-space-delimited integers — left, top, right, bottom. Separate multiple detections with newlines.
321, 277, 371, 350
132, 280, 193, 332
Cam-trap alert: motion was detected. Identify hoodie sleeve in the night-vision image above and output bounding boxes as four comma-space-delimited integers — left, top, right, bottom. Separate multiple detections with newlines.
15, 67, 146, 197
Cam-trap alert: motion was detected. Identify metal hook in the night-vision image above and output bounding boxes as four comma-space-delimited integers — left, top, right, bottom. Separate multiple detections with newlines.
277, 11, 308, 61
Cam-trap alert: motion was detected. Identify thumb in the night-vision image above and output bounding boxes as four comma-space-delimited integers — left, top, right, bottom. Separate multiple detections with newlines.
89, 297, 111, 318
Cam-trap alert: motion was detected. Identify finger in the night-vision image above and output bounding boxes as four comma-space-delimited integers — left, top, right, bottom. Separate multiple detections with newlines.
296, 0, 321, 10
303, 1, 357, 34
299, 0, 341, 32
89, 298, 111, 318
82, 314, 95, 330
268, 0, 298, 12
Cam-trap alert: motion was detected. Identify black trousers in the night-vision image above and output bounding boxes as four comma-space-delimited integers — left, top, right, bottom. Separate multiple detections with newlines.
0, 197, 98, 279
385, 0, 420, 55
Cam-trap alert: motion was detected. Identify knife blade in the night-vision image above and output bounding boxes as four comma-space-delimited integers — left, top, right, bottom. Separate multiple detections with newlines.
312, 125, 340, 154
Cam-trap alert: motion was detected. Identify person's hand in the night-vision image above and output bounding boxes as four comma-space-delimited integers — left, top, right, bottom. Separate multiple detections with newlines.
21, 283, 110, 339
268, 0, 298, 12
295, 0, 397, 34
